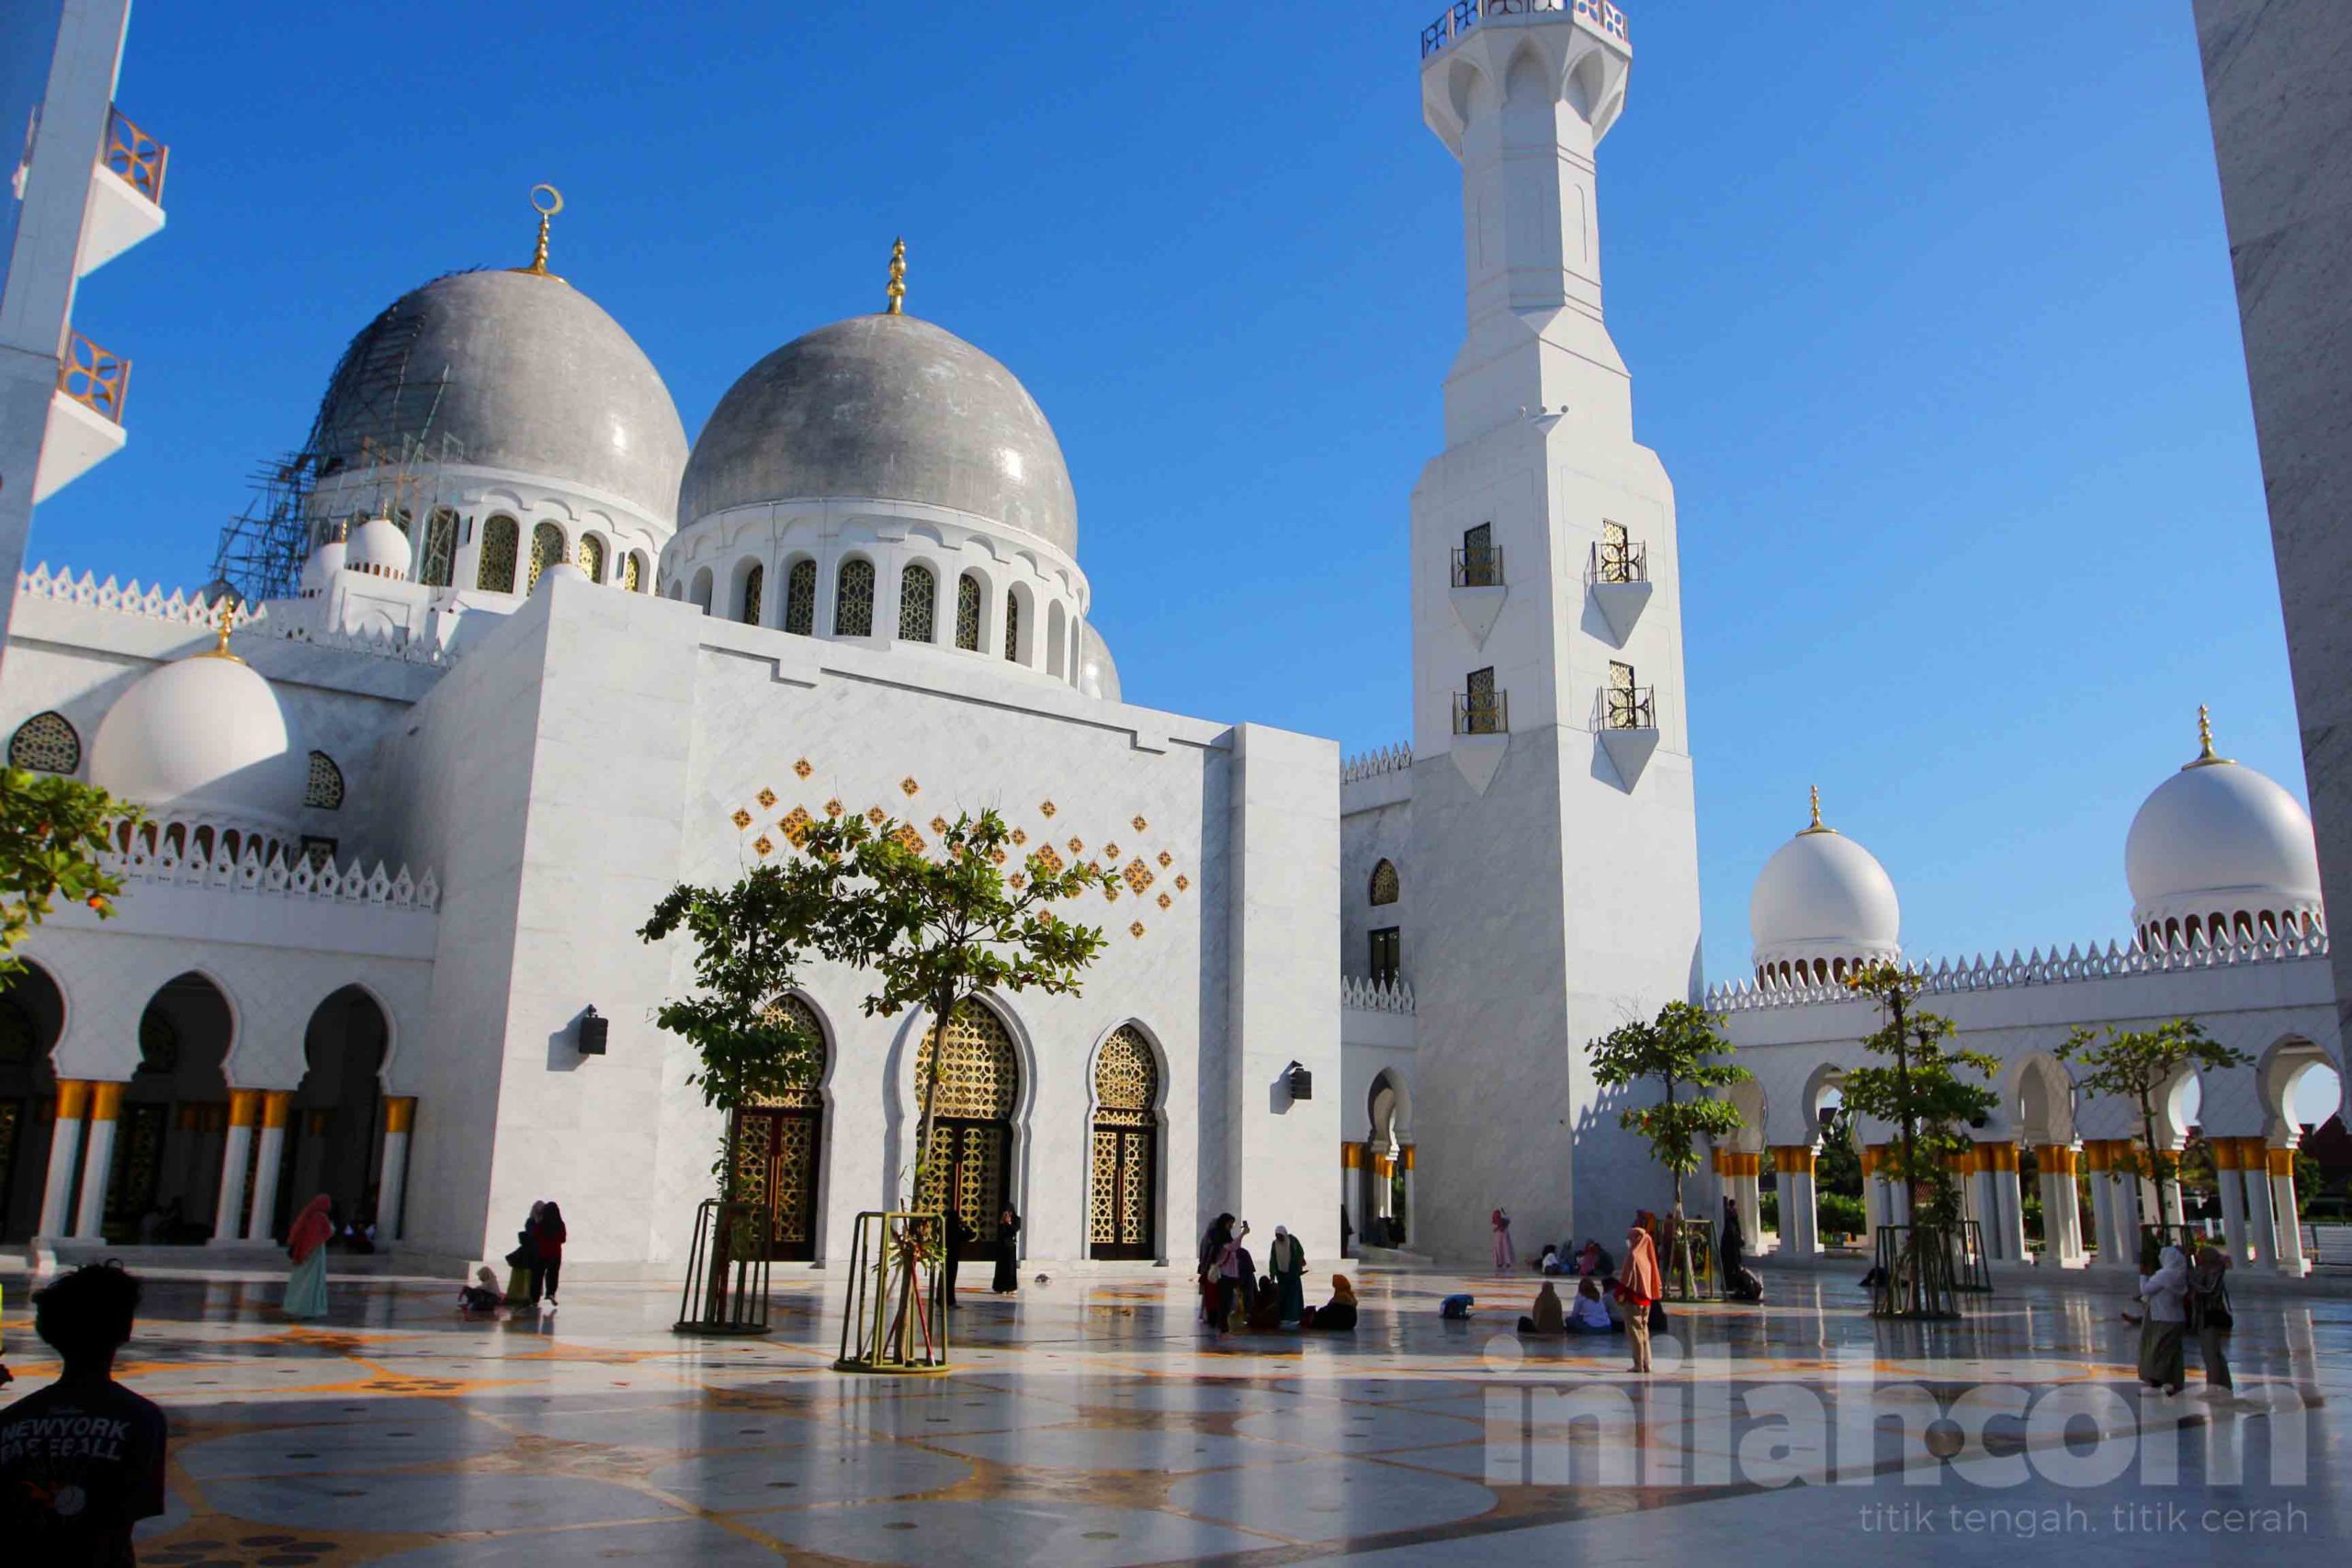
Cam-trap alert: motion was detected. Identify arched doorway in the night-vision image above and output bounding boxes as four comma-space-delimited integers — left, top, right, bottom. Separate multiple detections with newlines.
1364, 1071, 1408, 1248
0, 964, 63, 1242
912, 1000, 1020, 1250
1088, 1025, 1159, 1260
733, 995, 828, 1261
286, 987, 388, 1239
109, 974, 232, 1243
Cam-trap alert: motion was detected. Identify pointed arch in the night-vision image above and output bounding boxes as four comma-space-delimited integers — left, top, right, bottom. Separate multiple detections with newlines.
1368, 858, 1400, 907
8, 711, 80, 774
1087, 1021, 1162, 1259
477, 514, 519, 592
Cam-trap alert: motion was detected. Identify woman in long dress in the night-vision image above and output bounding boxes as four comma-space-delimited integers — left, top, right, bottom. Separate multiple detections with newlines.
2188, 1246, 2233, 1394
1491, 1208, 1515, 1272
2136, 1245, 2188, 1395
1617, 1224, 1664, 1373
282, 1195, 334, 1319
1269, 1225, 1307, 1325
990, 1205, 1022, 1293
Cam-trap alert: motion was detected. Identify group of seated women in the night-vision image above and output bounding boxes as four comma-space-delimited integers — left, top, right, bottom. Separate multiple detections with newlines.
1516, 1277, 1625, 1336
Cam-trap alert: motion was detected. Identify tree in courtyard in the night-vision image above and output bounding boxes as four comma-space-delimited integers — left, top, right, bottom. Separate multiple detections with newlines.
0, 767, 135, 973
1839, 961, 1998, 1317
1589, 1000, 1748, 1295
2058, 1018, 2249, 1258
782, 807, 1116, 1363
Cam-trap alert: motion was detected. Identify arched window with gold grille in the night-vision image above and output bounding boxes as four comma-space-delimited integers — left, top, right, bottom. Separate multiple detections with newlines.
1089, 1024, 1159, 1259
527, 522, 567, 592
911, 1000, 1020, 1247
784, 559, 817, 635
578, 534, 606, 584
622, 551, 645, 593
899, 564, 936, 643
1368, 859, 1400, 907
8, 711, 80, 774
732, 994, 829, 1261
1002, 591, 1021, 660
740, 563, 764, 626
956, 572, 983, 651
304, 751, 345, 810
420, 508, 458, 587
478, 514, 519, 592
835, 558, 875, 636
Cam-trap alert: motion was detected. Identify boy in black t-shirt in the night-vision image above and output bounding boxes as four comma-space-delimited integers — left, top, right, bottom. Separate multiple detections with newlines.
0, 1262, 169, 1565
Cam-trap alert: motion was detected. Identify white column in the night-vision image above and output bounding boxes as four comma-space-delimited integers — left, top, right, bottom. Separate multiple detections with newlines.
1990, 1149, 2027, 1264
2270, 1149, 2309, 1277
1398, 1145, 1415, 1251
36, 1081, 90, 1236
1778, 1149, 1819, 1256
71, 1082, 126, 1239
2241, 1145, 2278, 1268
2040, 1147, 2086, 1267
1966, 1163, 1995, 1254
2216, 1161, 2249, 1264
243, 1092, 290, 1242
210, 1090, 256, 1245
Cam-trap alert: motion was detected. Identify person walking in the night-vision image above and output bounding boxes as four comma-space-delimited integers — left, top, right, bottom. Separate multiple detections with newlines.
282, 1194, 335, 1319
505, 1202, 543, 1307
1617, 1222, 1663, 1373
990, 1205, 1022, 1294
531, 1201, 567, 1307
2188, 1245, 2233, 1396
942, 1207, 974, 1311
2136, 1244, 2189, 1395
1199, 1214, 1237, 1331
1491, 1208, 1516, 1272
1269, 1224, 1307, 1325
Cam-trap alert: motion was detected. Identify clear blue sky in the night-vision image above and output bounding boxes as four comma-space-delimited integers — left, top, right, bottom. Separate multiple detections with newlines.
40, 3, 2302, 985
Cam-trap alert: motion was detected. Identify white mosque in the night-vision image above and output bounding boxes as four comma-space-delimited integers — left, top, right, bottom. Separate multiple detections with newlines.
0, 2, 2337, 1280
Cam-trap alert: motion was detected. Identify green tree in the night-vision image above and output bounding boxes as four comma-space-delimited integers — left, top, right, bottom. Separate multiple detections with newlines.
0, 768, 135, 972
2058, 1019, 2249, 1239
1589, 1000, 1749, 1221
1815, 1106, 1863, 1198
1840, 962, 1998, 1316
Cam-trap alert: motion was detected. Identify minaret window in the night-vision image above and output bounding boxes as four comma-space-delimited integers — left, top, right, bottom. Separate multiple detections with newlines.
1596, 520, 1645, 584
526, 523, 567, 592
304, 751, 345, 810
899, 565, 936, 643
1003, 592, 1021, 660
835, 558, 875, 637
740, 564, 764, 626
1605, 660, 1654, 729
1455, 667, 1505, 735
1369, 859, 1400, 907
784, 559, 817, 635
579, 534, 606, 584
1454, 523, 1501, 587
622, 551, 646, 593
956, 572, 982, 651
7, 711, 80, 774
1369, 927, 1401, 986
420, 509, 458, 588
477, 515, 519, 592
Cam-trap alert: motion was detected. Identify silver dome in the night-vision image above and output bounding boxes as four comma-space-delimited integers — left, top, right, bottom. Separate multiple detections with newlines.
680, 314, 1078, 554
312, 269, 689, 523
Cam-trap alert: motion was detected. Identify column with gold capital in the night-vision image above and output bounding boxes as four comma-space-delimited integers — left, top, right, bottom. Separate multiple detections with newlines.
37, 1080, 92, 1236
72, 1081, 128, 1238
211, 1089, 260, 1245
244, 1090, 293, 1242
375, 1097, 417, 1245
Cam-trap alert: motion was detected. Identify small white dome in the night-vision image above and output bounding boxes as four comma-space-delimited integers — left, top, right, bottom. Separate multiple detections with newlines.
535, 558, 585, 592
299, 536, 348, 596
90, 649, 303, 826
1077, 623, 1121, 703
2125, 713, 2322, 942
345, 516, 413, 580
1749, 793, 1900, 986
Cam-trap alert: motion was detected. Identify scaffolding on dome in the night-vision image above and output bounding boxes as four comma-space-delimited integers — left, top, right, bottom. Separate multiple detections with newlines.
209, 297, 464, 604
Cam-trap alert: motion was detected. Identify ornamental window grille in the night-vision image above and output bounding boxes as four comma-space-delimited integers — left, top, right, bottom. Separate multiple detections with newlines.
899, 564, 936, 643
1369, 859, 1400, 907
740, 564, 764, 626
1456, 666, 1504, 734
1455, 522, 1500, 587
956, 572, 982, 651
1605, 660, 1655, 729
835, 558, 875, 636
1090, 1025, 1159, 1258
748, 995, 827, 1109
304, 750, 345, 810
527, 522, 567, 592
1003, 592, 1021, 660
1092, 1026, 1158, 1125
911, 1001, 1021, 1121
300, 835, 338, 870
1369, 927, 1401, 986
420, 508, 458, 588
621, 551, 645, 592
785, 559, 817, 634
1597, 520, 1643, 584
8, 711, 80, 773
477, 515, 519, 592
579, 534, 606, 584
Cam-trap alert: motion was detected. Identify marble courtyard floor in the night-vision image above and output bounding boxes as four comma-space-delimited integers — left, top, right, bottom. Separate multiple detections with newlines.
1, 1261, 2344, 1564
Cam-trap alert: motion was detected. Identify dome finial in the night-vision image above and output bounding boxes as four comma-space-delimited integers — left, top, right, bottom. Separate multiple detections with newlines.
1799, 783, 1836, 835
512, 184, 566, 282
198, 597, 243, 664
2184, 703, 2233, 770
886, 236, 907, 315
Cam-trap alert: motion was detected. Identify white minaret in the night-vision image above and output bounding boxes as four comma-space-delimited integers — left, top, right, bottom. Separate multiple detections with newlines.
1404, 3, 1705, 1258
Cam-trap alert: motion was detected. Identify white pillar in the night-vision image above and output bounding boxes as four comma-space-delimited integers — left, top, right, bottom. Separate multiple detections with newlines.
36, 1080, 89, 1236
1399, 1145, 1415, 1251
71, 1082, 126, 1239
2269, 1148, 2309, 1277
1990, 1155, 2027, 1263
2040, 1146, 2086, 1267
2216, 1160, 2249, 1264
2242, 1145, 2278, 1268
244, 1092, 290, 1242
210, 1091, 256, 1246
1777, 1148, 1819, 1256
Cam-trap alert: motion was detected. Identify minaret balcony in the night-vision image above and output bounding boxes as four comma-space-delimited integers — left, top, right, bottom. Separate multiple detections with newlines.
1448, 545, 1507, 645
1453, 689, 1509, 736
36, 332, 130, 501
1597, 681, 1657, 787
77, 107, 169, 277
1419, 0, 1630, 62
1588, 536, 1650, 643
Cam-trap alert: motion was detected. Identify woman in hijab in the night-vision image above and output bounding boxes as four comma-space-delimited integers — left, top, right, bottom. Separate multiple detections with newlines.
991, 1205, 1022, 1294
1199, 1214, 1235, 1329
1269, 1225, 1307, 1325
1518, 1280, 1566, 1336
1720, 1196, 1745, 1286
1615, 1222, 1664, 1372
1302, 1273, 1357, 1331
283, 1194, 335, 1319
2188, 1246, 2233, 1394
2136, 1244, 2189, 1394
531, 1201, 567, 1307
1492, 1208, 1516, 1272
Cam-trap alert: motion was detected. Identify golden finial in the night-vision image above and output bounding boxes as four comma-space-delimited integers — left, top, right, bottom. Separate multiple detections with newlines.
885, 236, 906, 315
1798, 783, 1836, 835
511, 184, 565, 281
2184, 703, 2233, 770
198, 597, 243, 663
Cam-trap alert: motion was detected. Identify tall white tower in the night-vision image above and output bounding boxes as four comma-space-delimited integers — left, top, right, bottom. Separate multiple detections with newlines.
1405, 3, 1704, 1258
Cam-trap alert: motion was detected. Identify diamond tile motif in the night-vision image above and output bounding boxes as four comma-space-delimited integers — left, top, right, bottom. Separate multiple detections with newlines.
825, 798, 845, 818
1129, 921, 1146, 939
1012, 828, 1027, 845
780, 807, 814, 846
989, 848, 1007, 865
1132, 815, 1149, 832
1033, 844, 1064, 875
731, 808, 753, 830
756, 787, 776, 809
1123, 859, 1154, 894
893, 824, 926, 854
1068, 837, 1084, 854
1158, 893, 1172, 909
1009, 872, 1027, 889
794, 758, 814, 778
753, 835, 775, 857
1039, 799, 1057, 818
1104, 841, 1121, 860
1158, 851, 1174, 868
900, 776, 921, 796
865, 806, 887, 825
1174, 874, 1190, 892
930, 816, 949, 836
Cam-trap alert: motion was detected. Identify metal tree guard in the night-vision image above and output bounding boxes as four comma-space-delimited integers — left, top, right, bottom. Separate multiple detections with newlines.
1664, 1214, 1720, 1302
1870, 1224, 1964, 1320
674, 1198, 775, 1336
837, 1211, 951, 1374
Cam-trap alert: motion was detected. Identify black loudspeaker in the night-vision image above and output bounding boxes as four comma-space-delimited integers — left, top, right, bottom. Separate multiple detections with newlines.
1285, 1062, 1313, 1100
578, 1007, 608, 1055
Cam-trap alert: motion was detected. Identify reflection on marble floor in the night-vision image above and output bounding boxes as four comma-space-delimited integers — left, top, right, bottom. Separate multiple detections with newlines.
0, 1263, 2343, 1563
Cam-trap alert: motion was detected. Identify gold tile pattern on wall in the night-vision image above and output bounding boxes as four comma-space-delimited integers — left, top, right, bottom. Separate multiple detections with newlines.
1068, 837, 1084, 854
1032, 844, 1064, 875
1132, 815, 1148, 832
730, 807, 753, 829
1122, 859, 1154, 895
756, 787, 776, 809
794, 758, 814, 778
893, 824, 926, 854
753, 835, 775, 858
825, 798, 844, 818
865, 806, 886, 825
930, 816, 949, 836
1104, 841, 1121, 860
780, 806, 814, 846
900, 776, 921, 796
1011, 828, 1027, 846
1158, 851, 1173, 868
1039, 799, 1057, 818
1009, 872, 1027, 889
1175, 874, 1189, 892
1157, 892, 1172, 909
1129, 921, 1146, 939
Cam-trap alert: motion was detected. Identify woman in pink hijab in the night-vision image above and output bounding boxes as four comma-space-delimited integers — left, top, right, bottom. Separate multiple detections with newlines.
282, 1194, 334, 1319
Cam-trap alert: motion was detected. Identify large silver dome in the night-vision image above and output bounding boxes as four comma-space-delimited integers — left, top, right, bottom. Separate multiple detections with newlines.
312, 269, 689, 523
680, 313, 1078, 555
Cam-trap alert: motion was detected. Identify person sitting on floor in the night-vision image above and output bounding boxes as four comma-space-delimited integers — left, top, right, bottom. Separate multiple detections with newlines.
1576, 1238, 1614, 1278
1248, 1275, 1284, 1331
1301, 1274, 1358, 1331
1518, 1280, 1566, 1336
458, 1267, 504, 1316
1537, 1244, 1562, 1275
1566, 1277, 1622, 1334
